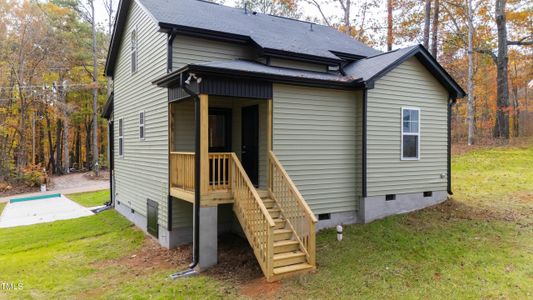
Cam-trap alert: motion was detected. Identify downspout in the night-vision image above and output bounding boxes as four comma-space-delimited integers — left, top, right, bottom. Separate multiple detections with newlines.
362, 88, 368, 199
447, 96, 457, 195
170, 78, 201, 279
167, 31, 177, 232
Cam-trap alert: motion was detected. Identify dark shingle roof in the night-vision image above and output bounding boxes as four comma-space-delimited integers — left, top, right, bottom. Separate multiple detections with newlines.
343, 45, 466, 97
137, 0, 379, 60
154, 44, 466, 98
343, 45, 418, 81
153, 59, 362, 88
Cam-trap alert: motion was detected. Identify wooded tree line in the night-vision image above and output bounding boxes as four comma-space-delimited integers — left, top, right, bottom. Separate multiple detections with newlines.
0, 0, 112, 183
246, 0, 532, 144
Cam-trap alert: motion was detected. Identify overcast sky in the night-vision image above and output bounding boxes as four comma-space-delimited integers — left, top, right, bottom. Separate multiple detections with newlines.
94, 0, 390, 49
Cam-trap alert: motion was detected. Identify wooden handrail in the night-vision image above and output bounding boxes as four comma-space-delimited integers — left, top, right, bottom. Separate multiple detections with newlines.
229, 152, 275, 278
268, 150, 317, 266
230, 153, 276, 227
268, 151, 317, 223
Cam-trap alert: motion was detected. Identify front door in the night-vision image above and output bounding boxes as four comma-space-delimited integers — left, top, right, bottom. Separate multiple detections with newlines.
209, 108, 232, 152
209, 108, 232, 186
241, 105, 259, 186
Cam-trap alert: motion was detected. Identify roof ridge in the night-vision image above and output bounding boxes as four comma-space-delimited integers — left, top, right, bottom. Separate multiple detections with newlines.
365, 45, 419, 59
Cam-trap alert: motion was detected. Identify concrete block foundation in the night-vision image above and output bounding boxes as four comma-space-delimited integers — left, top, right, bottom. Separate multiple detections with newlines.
359, 190, 447, 223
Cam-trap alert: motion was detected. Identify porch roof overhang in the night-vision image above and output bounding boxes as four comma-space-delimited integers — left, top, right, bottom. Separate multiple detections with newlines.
152, 59, 365, 92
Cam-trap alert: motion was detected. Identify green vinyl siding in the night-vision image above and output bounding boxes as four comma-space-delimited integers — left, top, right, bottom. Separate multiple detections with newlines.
366, 57, 448, 196
272, 84, 362, 215
168, 32, 253, 229
113, 1, 169, 228
269, 58, 327, 72
172, 35, 253, 70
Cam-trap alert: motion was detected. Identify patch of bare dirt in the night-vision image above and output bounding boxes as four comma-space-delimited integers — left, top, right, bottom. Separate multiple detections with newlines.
83, 170, 110, 181
452, 137, 533, 155
203, 234, 285, 299
0, 181, 38, 197
206, 234, 263, 283
94, 237, 191, 273
50, 172, 108, 190
419, 195, 533, 224
239, 277, 282, 300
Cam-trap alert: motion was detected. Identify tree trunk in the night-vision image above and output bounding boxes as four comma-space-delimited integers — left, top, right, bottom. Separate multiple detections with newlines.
466, 0, 475, 145
85, 118, 92, 170
16, 93, 27, 171
344, 0, 351, 35
75, 125, 81, 169
45, 112, 56, 174
63, 116, 70, 173
55, 119, 63, 175
387, 0, 393, 51
423, 0, 431, 49
431, 0, 440, 57
90, 0, 100, 176
493, 0, 510, 139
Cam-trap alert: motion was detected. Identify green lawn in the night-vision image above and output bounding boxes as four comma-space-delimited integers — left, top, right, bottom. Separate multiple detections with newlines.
279, 142, 533, 299
0, 143, 532, 299
0, 193, 231, 299
66, 189, 111, 207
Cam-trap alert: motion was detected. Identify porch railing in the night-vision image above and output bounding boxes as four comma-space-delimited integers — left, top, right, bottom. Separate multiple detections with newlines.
170, 152, 195, 191
209, 153, 232, 192
170, 152, 232, 193
267, 150, 317, 266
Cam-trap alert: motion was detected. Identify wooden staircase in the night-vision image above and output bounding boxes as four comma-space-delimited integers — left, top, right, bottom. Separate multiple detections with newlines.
229, 152, 317, 282
260, 194, 314, 278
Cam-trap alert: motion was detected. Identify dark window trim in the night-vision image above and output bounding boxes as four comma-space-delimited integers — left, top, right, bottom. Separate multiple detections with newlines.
118, 117, 124, 157
139, 111, 145, 140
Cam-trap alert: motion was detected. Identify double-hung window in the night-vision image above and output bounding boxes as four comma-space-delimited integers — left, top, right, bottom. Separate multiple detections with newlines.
401, 107, 420, 160
118, 118, 124, 157
139, 111, 145, 140
131, 28, 138, 73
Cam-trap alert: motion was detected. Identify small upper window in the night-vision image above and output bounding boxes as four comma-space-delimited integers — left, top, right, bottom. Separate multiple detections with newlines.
131, 28, 138, 73
139, 111, 145, 140
118, 118, 124, 157
401, 107, 420, 160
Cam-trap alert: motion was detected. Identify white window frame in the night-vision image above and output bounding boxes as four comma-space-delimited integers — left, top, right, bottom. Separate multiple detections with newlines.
118, 118, 124, 157
400, 107, 420, 161
131, 27, 138, 74
139, 111, 145, 140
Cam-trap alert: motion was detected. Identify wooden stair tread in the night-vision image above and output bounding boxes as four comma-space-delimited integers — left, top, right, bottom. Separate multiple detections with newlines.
274, 240, 299, 247
273, 263, 314, 275
274, 229, 291, 234
273, 251, 305, 260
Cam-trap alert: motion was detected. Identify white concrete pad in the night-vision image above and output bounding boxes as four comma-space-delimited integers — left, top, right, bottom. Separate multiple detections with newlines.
0, 194, 94, 228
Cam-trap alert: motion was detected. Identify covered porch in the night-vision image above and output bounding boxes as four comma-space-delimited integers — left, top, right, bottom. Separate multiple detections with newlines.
155, 68, 317, 281
169, 95, 272, 206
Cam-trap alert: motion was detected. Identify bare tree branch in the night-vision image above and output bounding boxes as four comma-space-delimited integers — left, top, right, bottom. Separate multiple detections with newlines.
305, 0, 331, 26
473, 47, 497, 63
507, 35, 533, 45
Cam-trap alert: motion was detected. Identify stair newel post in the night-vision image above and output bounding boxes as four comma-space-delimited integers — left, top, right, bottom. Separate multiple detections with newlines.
308, 218, 316, 266
267, 224, 274, 279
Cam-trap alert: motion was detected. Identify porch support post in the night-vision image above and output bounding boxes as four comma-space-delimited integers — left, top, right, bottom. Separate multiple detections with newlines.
199, 94, 209, 196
